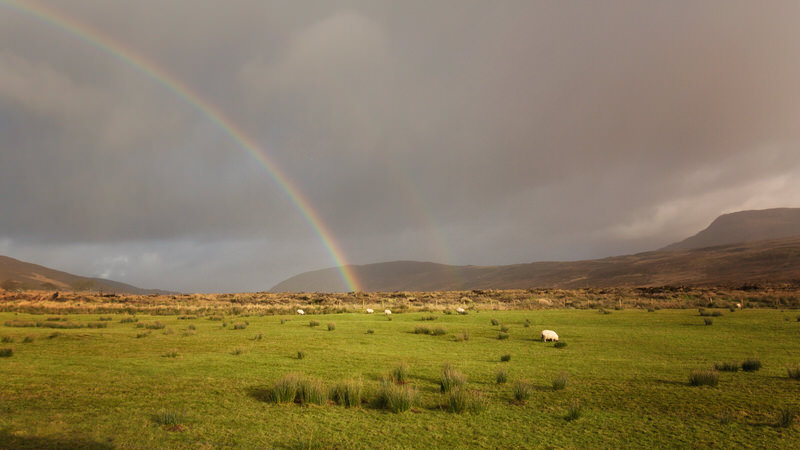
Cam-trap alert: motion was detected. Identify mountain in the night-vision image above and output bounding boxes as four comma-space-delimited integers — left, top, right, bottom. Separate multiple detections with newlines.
272, 208, 800, 292
661, 208, 800, 251
0, 255, 167, 294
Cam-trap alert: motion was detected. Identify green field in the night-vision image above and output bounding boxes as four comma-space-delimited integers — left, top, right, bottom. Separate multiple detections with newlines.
1, 308, 799, 448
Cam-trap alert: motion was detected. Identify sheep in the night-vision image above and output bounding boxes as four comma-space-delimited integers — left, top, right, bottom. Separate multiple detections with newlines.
455, 307, 466, 314
366, 308, 374, 314
541, 329, 559, 342
296, 309, 305, 315
736, 303, 742, 309
384, 309, 392, 315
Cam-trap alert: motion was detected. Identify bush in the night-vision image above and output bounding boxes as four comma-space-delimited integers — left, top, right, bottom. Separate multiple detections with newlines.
327, 323, 336, 331
440, 364, 467, 393
714, 361, 740, 372
500, 354, 511, 362
498, 332, 510, 340
445, 387, 487, 414
496, 369, 508, 384
742, 358, 762, 372
491, 318, 499, 326
432, 327, 447, 336
414, 326, 431, 335
689, 369, 719, 386
309, 320, 320, 328
0, 348, 12, 357
554, 342, 567, 349
455, 332, 469, 342
513, 380, 533, 401
777, 407, 797, 428
566, 400, 582, 421
552, 373, 569, 391
374, 380, 415, 413
297, 376, 327, 405
787, 365, 800, 380
391, 362, 410, 384
703, 318, 714, 326
331, 379, 363, 408
271, 373, 301, 403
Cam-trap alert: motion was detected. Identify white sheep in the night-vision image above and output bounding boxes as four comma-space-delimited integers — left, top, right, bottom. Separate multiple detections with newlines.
541, 329, 559, 342
296, 309, 305, 315
736, 303, 742, 309
384, 309, 392, 315
366, 308, 374, 314
456, 307, 466, 314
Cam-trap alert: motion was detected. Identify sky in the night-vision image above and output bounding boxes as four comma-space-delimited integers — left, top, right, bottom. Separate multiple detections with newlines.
2, 0, 800, 293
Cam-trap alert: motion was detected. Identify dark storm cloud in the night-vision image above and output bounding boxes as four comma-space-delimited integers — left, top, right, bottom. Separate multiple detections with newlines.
2, 1, 800, 291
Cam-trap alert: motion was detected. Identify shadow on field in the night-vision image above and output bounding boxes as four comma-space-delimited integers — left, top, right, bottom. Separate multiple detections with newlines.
652, 379, 689, 387
0, 429, 112, 449
246, 386, 272, 402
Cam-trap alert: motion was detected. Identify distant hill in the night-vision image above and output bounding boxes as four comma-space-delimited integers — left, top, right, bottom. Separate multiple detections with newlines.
272, 208, 800, 292
0, 255, 168, 294
661, 208, 800, 251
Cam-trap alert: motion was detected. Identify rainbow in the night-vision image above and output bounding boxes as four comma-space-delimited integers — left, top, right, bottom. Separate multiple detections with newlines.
2, 0, 361, 292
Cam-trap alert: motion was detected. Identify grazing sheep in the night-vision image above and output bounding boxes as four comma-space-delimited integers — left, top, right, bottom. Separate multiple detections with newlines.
541, 330, 559, 342
455, 307, 466, 314
384, 309, 392, 315
736, 303, 742, 309
366, 308, 374, 314
296, 309, 305, 315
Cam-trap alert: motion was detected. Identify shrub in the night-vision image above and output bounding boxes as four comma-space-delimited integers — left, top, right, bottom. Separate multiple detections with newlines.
499, 325, 510, 333
309, 320, 320, 328
374, 380, 415, 413
440, 364, 467, 393
714, 361, 740, 372
153, 410, 184, 426
491, 318, 499, 326
554, 342, 567, 348
271, 373, 301, 403
498, 332, 510, 340
742, 358, 762, 372
552, 373, 569, 391
703, 318, 713, 326
1, 336, 13, 343
566, 400, 583, 421
777, 407, 797, 428
787, 365, 800, 380
327, 323, 336, 331
500, 354, 511, 362
145, 321, 166, 330
445, 387, 486, 414
297, 376, 327, 405
414, 326, 431, 335
432, 327, 447, 336
22, 336, 34, 343
296, 351, 306, 360
455, 332, 469, 342
366, 329, 374, 334
689, 369, 719, 386
0, 348, 12, 357
496, 369, 508, 384
512, 380, 533, 401
331, 379, 363, 408
391, 362, 410, 384
232, 322, 247, 330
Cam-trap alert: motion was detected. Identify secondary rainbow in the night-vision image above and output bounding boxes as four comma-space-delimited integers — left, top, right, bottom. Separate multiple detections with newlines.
2, 0, 361, 292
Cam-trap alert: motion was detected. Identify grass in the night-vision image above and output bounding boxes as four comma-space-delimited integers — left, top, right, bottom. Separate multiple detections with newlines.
454, 332, 469, 342
391, 362, 410, 384
742, 358, 762, 372
689, 369, 719, 386
374, 380, 415, 413
497, 332, 510, 340
1, 308, 800, 447
552, 372, 569, 391
440, 364, 467, 393
500, 354, 511, 362
714, 361, 740, 372
153, 410, 184, 427
1, 336, 13, 343
512, 380, 532, 401
296, 351, 306, 360
271, 373, 301, 403
703, 318, 714, 326
554, 341, 567, 348
327, 323, 336, 331
331, 379, 363, 408
414, 325, 431, 335
0, 348, 12, 357
787, 365, 800, 380
496, 369, 508, 384
309, 320, 320, 328
297, 376, 328, 406
565, 400, 582, 421
444, 387, 486, 414
431, 327, 447, 336
777, 407, 797, 428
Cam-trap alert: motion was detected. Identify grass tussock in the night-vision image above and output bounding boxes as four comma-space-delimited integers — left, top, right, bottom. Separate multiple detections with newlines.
331, 379, 363, 408
689, 369, 719, 386
327, 323, 336, 331
0, 348, 12, 357
554, 341, 567, 348
374, 380, 416, 413
420, 315, 437, 321
297, 376, 328, 405
144, 321, 166, 330
440, 364, 467, 393
271, 373, 301, 403
500, 354, 511, 362
22, 335, 34, 343
231, 348, 243, 355
786, 365, 800, 380
491, 318, 499, 326
566, 400, 583, 421
497, 332, 510, 340
742, 358, 762, 372
445, 387, 487, 414
136, 331, 151, 338
513, 380, 533, 401
120, 317, 138, 324
496, 368, 508, 384
552, 372, 569, 391
455, 332, 469, 342
296, 350, 306, 360
153, 410, 184, 427
777, 407, 797, 428
232, 322, 247, 330
162, 350, 178, 358
714, 361, 740, 372
414, 325, 431, 335
431, 327, 447, 336
87, 322, 107, 329
703, 318, 714, 326
1, 336, 13, 343
391, 362, 410, 384
499, 325, 510, 333
366, 329, 374, 334
309, 320, 320, 328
